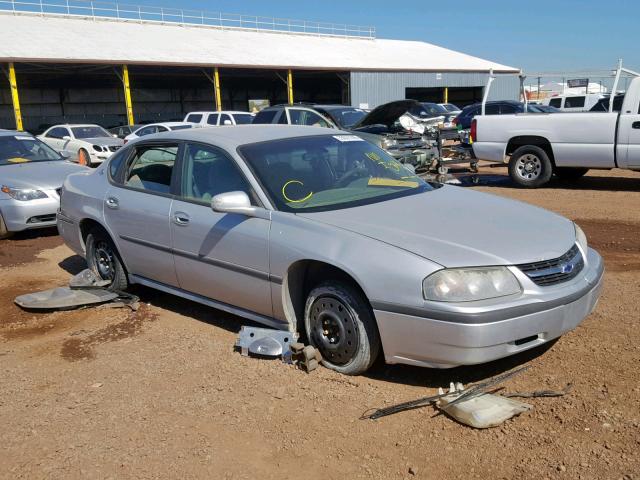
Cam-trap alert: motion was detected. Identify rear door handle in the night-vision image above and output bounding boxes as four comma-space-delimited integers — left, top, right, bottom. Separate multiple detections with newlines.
632, 121, 640, 129
105, 197, 119, 209
173, 212, 190, 226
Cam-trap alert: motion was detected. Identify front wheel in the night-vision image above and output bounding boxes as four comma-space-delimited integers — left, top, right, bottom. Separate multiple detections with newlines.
304, 282, 380, 375
554, 167, 589, 180
85, 229, 128, 291
508, 145, 553, 188
0, 212, 13, 240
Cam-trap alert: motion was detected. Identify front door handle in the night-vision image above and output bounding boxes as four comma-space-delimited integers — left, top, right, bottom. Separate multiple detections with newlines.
173, 212, 190, 226
632, 121, 640, 129
105, 197, 119, 209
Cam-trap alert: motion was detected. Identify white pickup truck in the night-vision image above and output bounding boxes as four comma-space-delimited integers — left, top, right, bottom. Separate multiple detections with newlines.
472, 76, 640, 187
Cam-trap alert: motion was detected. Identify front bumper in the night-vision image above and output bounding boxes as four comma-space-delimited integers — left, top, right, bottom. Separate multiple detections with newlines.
0, 191, 61, 232
375, 248, 604, 368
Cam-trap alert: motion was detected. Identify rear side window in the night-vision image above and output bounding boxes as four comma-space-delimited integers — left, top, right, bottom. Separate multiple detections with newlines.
206, 114, 220, 125
499, 104, 518, 114
47, 127, 68, 139
564, 96, 585, 108
253, 109, 277, 124
219, 114, 233, 125
137, 126, 158, 136
186, 114, 203, 123
549, 98, 562, 108
108, 149, 128, 181
288, 109, 332, 127
485, 104, 499, 115
124, 145, 178, 194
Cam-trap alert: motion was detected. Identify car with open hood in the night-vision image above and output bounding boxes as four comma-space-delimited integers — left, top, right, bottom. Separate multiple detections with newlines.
0, 130, 88, 238
38, 124, 124, 167
57, 125, 603, 375
253, 100, 438, 167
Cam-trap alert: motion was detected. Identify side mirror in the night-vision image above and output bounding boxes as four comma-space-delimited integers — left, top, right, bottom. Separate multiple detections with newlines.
211, 191, 270, 220
62, 135, 71, 141
60, 150, 71, 159
223, 119, 232, 125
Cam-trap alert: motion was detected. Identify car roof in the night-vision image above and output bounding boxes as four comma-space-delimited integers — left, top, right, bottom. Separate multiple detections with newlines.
133, 124, 341, 147
187, 111, 252, 115
48, 124, 102, 128
0, 130, 33, 137
144, 122, 196, 127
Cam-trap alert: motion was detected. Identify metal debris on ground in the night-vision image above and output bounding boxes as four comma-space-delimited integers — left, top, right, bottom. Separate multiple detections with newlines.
14, 268, 139, 311
290, 342, 322, 372
235, 326, 298, 362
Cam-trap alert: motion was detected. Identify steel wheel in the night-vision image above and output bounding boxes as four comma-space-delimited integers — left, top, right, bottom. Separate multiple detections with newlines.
515, 153, 542, 181
94, 240, 116, 281
309, 296, 358, 365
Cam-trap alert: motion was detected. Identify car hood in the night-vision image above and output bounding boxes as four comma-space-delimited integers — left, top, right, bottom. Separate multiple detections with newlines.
80, 137, 124, 147
0, 161, 88, 190
352, 100, 422, 129
298, 186, 576, 267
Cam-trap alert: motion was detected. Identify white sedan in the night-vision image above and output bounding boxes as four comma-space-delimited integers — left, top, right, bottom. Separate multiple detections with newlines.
38, 124, 124, 167
124, 122, 199, 142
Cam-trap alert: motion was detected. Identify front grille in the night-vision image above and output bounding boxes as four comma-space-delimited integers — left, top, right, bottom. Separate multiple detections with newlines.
108, 145, 121, 152
517, 244, 584, 287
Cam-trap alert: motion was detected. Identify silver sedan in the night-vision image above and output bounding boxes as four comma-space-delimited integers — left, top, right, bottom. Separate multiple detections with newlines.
57, 126, 603, 375
0, 130, 88, 239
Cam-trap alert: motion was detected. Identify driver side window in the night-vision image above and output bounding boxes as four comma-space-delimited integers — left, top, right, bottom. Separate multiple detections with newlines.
181, 143, 255, 205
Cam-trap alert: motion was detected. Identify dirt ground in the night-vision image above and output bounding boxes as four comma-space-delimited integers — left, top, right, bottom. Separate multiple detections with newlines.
1, 167, 639, 480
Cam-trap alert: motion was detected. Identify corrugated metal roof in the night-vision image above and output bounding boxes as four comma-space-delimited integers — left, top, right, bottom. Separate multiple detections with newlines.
0, 12, 519, 73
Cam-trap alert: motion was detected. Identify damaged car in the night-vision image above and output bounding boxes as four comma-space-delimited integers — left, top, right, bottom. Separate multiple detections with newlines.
58, 125, 603, 375
253, 100, 440, 168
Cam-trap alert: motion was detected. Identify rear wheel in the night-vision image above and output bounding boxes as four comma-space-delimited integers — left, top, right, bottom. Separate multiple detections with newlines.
85, 228, 128, 291
0, 212, 13, 240
508, 145, 553, 188
554, 167, 589, 180
78, 148, 92, 167
304, 282, 380, 375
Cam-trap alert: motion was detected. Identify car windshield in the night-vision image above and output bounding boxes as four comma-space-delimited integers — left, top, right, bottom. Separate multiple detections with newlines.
442, 104, 460, 112
71, 126, 111, 139
0, 135, 63, 165
233, 114, 254, 125
322, 108, 368, 128
239, 135, 435, 213
170, 125, 193, 131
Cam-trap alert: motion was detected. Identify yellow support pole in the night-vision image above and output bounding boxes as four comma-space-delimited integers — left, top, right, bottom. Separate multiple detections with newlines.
287, 69, 294, 105
8, 63, 23, 131
443, 87, 449, 104
213, 67, 222, 111
122, 65, 135, 125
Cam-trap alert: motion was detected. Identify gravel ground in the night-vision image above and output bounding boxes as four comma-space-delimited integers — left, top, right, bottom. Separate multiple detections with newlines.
0, 167, 638, 480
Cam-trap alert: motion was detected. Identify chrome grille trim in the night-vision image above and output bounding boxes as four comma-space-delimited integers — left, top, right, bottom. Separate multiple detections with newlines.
517, 244, 584, 287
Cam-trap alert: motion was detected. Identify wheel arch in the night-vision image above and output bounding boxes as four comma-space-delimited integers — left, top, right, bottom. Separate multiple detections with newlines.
506, 136, 555, 165
281, 259, 372, 334
78, 218, 130, 274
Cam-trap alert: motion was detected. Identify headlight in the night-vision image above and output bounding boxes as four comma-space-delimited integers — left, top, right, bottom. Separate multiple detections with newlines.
382, 138, 398, 149
93, 145, 103, 152
574, 223, 588, 252
1, 185, 48, 201
423, 267, 521, 302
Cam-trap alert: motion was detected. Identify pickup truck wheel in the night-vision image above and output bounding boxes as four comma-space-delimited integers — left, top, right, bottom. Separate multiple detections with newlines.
304, 282, 380, 376
554, 167, 589, 180
509, 146, 553, 188
86, 229, 128, 291
0, 212, 13, 240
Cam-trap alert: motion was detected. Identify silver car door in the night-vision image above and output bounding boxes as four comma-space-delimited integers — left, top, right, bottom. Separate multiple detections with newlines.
170, 142, 272, 317
103, 142, 180, 287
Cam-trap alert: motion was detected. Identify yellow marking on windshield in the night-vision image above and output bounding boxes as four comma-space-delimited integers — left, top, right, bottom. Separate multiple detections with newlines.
365, 151, 400, 172
282, 180, 313, 203
368, 177, 418, 188
7, 157, 30, 163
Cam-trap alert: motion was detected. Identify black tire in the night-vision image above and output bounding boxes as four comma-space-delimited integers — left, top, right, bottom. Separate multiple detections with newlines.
554, 167, 589, 180
508, 145, 553, 188
0, 212, 13, 240
85, 228, 128, 291
304, 282, 380, 375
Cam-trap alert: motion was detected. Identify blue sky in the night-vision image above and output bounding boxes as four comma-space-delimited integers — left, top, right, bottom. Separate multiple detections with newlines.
133, 0, 638, 73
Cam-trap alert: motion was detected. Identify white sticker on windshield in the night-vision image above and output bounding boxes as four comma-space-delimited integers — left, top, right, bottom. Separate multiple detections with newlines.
333, 135, 364, 142
14, 136, 32, 141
